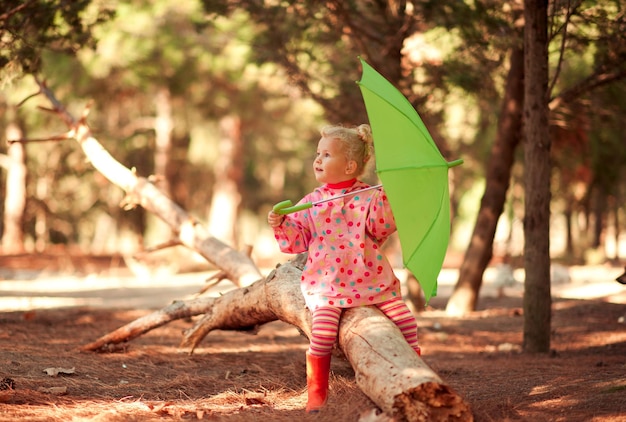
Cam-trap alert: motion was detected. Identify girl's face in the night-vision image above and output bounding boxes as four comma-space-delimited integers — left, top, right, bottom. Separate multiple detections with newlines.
313, 136, 356, 184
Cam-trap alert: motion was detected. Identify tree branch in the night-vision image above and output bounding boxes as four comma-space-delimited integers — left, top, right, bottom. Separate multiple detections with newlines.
550, 68, 626, 110
547, 0, 576, 98
28, 78, 263, 288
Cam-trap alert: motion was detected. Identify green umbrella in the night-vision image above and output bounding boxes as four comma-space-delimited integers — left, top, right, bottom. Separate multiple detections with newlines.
357, 58, 463, 303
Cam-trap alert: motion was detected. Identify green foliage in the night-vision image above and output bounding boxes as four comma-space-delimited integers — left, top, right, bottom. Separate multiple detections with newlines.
1, 0, 328, 247
2, 0, 626, 256
203, 0, 433, 124
548, 0, 626, 232
588, 83, 626, 195
420, 0, 517, 95
0, 1, 114, 77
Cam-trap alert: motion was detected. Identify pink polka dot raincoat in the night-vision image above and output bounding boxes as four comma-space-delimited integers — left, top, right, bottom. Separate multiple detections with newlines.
273, 179, 402, 311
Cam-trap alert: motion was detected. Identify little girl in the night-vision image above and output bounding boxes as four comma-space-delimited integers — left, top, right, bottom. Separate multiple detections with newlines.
267, 124, 421, 413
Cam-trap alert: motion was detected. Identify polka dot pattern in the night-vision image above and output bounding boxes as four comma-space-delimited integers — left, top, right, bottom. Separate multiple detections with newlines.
273, 181, 401, 310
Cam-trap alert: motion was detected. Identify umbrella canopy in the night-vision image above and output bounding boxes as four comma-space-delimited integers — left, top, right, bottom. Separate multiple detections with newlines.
357, 58, 462, 303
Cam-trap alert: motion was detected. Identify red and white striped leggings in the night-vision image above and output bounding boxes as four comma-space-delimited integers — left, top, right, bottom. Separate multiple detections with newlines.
308, 297, 421, 356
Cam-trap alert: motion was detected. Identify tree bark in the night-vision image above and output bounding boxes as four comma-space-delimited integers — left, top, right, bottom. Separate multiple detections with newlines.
154, 87, 174, 197
1, 120, 26, 253
523, 0, 552, 353
148, 86, 175, 240
207, 115, 243, 247
446, 46, 525, 315
82, 254, 473, 421
340, 308, 471, 421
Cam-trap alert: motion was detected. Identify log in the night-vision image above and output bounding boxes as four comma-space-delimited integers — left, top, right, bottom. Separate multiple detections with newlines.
341, 308, 471, 420
180, 253, 312, 350
79, 297, 221, 352
80, 254, 311, 353
82, 254, 473, 421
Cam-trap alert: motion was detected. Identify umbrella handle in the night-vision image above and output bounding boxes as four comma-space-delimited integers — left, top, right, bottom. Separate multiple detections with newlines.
272, 200, 313, 215
447, 159, 464, 168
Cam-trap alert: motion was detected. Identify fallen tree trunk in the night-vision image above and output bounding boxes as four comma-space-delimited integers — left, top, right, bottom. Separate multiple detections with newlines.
341, 309, 471, 420
80, 255, 311, 353
82, 254, 472, 421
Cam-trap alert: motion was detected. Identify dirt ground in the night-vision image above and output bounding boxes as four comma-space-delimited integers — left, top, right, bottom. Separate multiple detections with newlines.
0, 253, 625, 422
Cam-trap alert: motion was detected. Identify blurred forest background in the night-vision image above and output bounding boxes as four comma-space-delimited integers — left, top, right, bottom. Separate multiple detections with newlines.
1, 1, 625, 318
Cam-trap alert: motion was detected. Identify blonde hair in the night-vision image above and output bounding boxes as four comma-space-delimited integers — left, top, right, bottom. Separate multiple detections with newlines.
320, 124, 373, 177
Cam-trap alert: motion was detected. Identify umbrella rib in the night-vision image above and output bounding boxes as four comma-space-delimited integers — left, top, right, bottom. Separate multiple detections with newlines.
360, 88, 441, 158
402, 190, 446, 270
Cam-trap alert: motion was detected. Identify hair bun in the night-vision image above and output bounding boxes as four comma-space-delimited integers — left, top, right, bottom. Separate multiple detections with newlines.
356, 124, 372, 144
356, 124, 373, 163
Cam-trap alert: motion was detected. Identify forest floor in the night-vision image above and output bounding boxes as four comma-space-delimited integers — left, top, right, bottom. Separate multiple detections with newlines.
0, 252, 625, 422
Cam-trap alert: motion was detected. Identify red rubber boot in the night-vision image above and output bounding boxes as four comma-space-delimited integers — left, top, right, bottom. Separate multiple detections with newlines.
305, 352, 331, 413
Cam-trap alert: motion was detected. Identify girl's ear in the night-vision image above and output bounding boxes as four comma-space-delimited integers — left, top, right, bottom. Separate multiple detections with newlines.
346, 160, 357, 175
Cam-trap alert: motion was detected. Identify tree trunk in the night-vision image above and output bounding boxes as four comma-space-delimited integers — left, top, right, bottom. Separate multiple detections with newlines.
523, 0, 552, 353
1, 121, 26, 253
146, 87, 175, 242
612, 192, 620, 262
446, 46, 525, 316
82, 254, 473, 421
564, 199, 574, 258
406, 274, 426, 313
166, 133, 191, 208
207, 115, 243, 247
340, 308, 471, 421
154, 87, 173, 196
591, 186, 606, 250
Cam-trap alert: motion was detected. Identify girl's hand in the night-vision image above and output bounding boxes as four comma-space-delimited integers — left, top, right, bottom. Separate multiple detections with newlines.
268, 210, 285, 228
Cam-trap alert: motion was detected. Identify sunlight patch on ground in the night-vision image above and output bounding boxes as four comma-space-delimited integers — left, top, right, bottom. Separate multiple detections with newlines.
0, 271, 218, 293
0, 265, 624, 311
553, 282, 626, 303
576, 332, 626, 350
0, 295, 96, 311
0, 271, 243, 311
